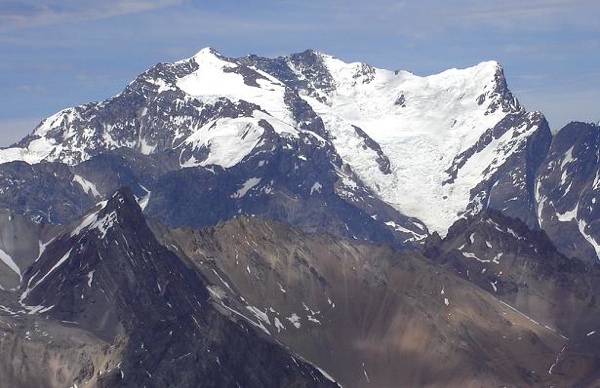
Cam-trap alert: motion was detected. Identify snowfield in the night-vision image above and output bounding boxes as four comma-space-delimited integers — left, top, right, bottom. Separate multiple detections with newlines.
301, 54, 535, 234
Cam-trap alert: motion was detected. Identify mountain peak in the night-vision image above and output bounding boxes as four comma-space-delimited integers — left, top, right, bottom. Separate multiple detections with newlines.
106, 186, 138, 210
479, 60, 507, 84
291, 48, 325, 59
475, 59, 502, 72
427, 59, 504, 88
190, 46, 223, 62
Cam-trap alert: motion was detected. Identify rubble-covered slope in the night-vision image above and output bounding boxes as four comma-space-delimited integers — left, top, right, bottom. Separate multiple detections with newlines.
425, 209, 600, 381
155, 216, 586, 387
0, 188, 338, 387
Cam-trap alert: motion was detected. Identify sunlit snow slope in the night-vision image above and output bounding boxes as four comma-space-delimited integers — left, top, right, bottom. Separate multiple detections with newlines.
295, 53, 543, 234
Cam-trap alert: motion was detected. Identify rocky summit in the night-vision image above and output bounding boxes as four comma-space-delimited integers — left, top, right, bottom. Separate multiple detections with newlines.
1, 47, 600, 387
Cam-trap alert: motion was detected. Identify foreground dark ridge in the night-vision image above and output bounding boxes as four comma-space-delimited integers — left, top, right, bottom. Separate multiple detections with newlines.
1, 188, 337, 387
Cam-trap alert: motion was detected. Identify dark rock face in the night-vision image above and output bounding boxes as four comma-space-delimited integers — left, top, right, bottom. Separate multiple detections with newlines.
535, 122, 600, 264
351, 125, 391, 174
486, 112, 553, 228
423, 210, 600, 383
475, 64, 521, 115
240, 49, 336, 103
444, 111, 553, 229
16, 188, 337, 387
0, 149, 176, 225
0, 209, 46, 290
426, 209, 600, 339
0, 139, 423, 248
0, 161, 95, 224
156, 215, 598, 387
73, 148, 178, 200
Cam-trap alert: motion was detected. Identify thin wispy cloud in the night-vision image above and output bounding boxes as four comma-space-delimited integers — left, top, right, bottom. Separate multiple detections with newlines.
0, 0, 182, 30
451, 0, 600, 31
0, 0, 598, 143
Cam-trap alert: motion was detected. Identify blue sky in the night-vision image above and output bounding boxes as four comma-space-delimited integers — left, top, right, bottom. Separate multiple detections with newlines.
1, 0, 599, 145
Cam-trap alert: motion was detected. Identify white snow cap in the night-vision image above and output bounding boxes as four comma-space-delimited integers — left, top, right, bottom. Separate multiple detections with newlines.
302, 53, 534, 236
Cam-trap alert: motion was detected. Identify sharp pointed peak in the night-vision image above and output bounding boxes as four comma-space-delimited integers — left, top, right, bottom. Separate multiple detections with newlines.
195, 46, 221, 56
289, 48, 328, 61
188, 47, 229, 64
101, 186, 143, 216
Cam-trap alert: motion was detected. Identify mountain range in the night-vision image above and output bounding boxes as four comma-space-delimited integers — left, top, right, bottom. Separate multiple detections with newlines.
1, 47, 600, 386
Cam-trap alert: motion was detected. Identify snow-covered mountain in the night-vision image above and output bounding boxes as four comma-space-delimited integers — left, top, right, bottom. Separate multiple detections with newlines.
0, 47, 551, 241
3, 46, 600, 386
6, 46, 600, 262
271, 52, 542, 234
